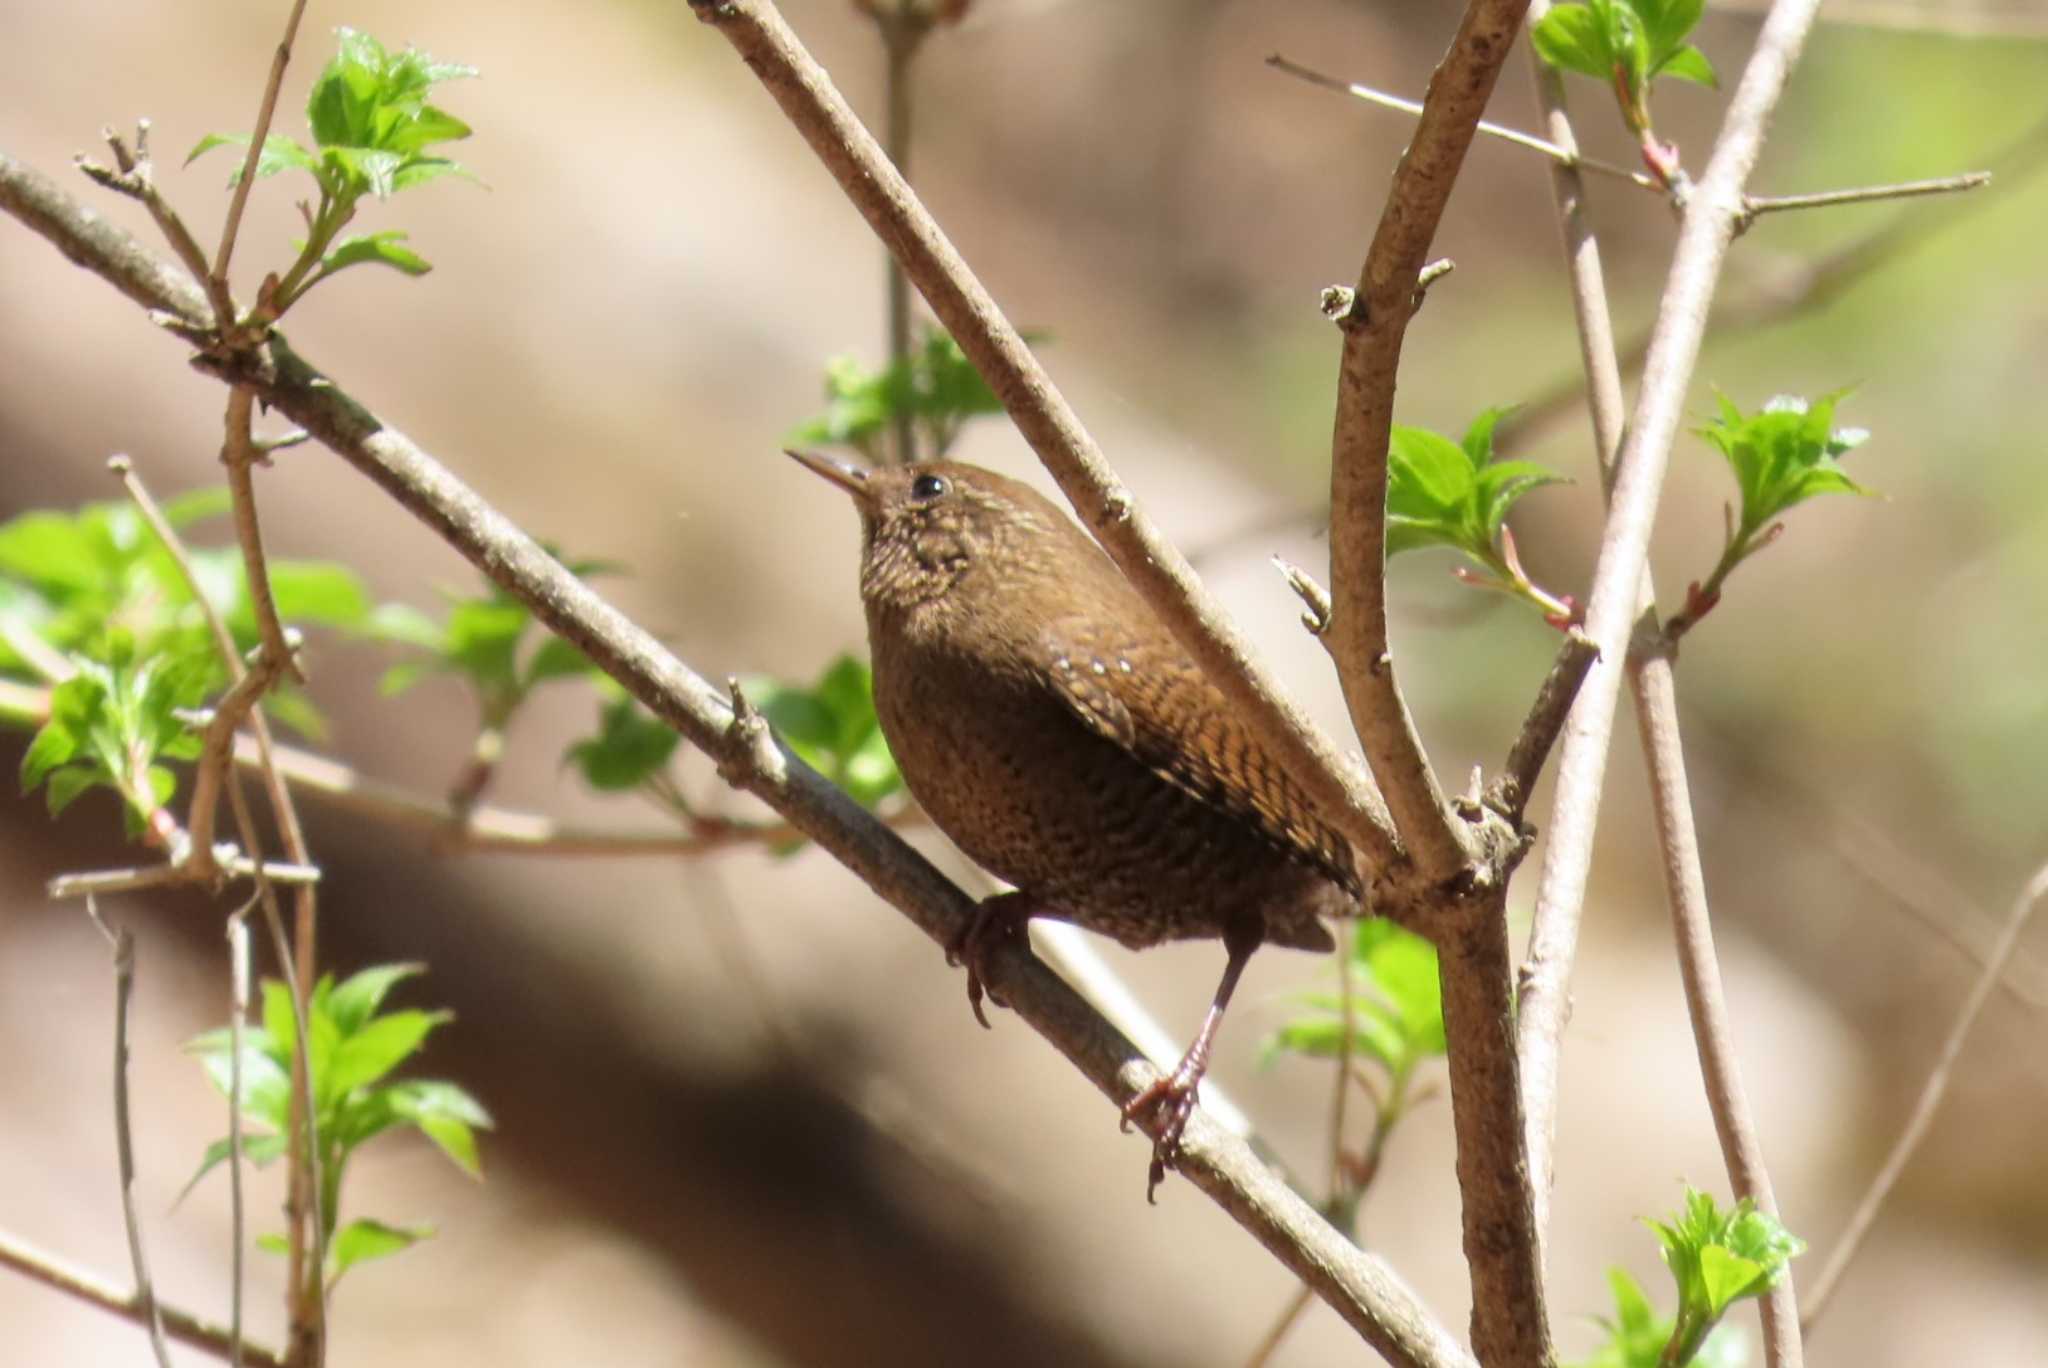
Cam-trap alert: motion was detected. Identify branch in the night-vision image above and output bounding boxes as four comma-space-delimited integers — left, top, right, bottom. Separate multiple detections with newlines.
1267, 53, 1657, 191
211, 0, 311, 302
1514, 5, 1831, 1364
0, 149, 1472, 1367
1800, 858, 2048, 1332
0, 1229, 286, 1367
680, 0, 1403, 882
1491, 629, 1600, 825
1739, 170, 1990, 227
84, 905, 173, 1368
1513, 0, 1639, 1249
1308, 3, 1557, 1361
1631, 636, 1803, 1365
1322, 0, 1534, 883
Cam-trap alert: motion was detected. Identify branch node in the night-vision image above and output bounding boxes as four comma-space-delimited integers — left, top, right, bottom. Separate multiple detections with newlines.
1319, 284, 1365, 329
1270, 555, 1332, 635
1414, 258, 1456, 310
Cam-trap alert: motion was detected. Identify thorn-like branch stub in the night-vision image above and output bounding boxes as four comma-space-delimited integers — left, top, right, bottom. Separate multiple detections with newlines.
1272, 555, 1333, 636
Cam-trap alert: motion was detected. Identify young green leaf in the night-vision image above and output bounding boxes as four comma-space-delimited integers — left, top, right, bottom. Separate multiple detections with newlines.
329, 1218, 434, 1286
1642, 1186, 1804, 1365
564, 694, 681, 792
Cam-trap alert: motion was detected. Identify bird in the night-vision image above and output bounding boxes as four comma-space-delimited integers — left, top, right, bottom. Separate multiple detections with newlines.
788, 451, 1362, 1198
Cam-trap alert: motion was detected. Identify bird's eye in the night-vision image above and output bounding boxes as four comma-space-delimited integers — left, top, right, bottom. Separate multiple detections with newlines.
910, 472, 950, 502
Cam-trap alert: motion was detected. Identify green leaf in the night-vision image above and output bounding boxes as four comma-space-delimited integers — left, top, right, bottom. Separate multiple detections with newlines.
159, 488, 234, 528
0, 511, 102, 593
387, 1078, 493, 1178
45, 765, 105, 817
839, 724, 903, 807
329, 1217, 432, 1283
267, 561, 374, 628
185, 1030, 295, 1130
1531, 4, 1618, 81
441, 598, 530, 691
255, 1233, 289, 1257
1655, 44, 1718, 87
19, 718, 79, 791
1695, 390, 1874, 538
185, 133, 319, 184
326, 1008, 450, 1097
363, 601, 446, 651
564, 695, 680, 792
320, 230, 432, 278
326, 963, 427, 1036
1355, 920, 1446, 1055
177, 1130, 290, 1207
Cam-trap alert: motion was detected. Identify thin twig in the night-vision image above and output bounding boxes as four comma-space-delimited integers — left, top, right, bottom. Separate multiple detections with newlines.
107, 450, 325, 1361
0, 149, 1473, 1366
1632, 638, 1803, 1364
1267, 53, 1657, 191
212, 0, 311, 305
681, 0, 1404, 883
1503, 113, 2048, 452
1800, 858, 2048, 1331
225, 901, 253, 1368
1740, 170, 1990, 227
0, 1229, 286, 1367
875, 5, 928, 465
1493, 629, 1601, 825
48, 856, 319, 900
220, 390, 303, 682
83, 899, 174, 1368
76, 123, 236, 325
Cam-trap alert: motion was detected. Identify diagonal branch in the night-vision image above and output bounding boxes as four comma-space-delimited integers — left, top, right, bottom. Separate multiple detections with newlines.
680, 0, 1402, 880
0, 1228, 286, 1367
0, 150, 1472, 1368
1801, 858, 2048, 1332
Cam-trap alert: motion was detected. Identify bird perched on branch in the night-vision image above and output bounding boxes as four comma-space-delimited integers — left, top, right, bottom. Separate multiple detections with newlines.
789, 452, 1362, 1198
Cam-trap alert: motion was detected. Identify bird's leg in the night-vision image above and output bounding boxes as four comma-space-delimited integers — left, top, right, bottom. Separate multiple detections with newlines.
945, 889, 1036, 1029
1120, 914, 1263, 1202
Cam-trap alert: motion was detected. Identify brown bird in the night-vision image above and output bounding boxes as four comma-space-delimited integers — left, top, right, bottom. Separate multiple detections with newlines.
789, 452, 1361, 1197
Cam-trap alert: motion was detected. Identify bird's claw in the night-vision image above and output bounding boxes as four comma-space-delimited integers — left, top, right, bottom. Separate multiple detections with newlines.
946, 896, 1029, 1030
1120, 1066, 1203, 1204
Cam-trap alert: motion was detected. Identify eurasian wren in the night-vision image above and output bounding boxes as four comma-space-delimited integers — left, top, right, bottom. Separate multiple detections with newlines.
789, 452, 1361, 1197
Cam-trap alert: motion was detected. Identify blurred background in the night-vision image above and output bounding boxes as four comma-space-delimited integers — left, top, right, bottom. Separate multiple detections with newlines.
3, 0, 2046, 1363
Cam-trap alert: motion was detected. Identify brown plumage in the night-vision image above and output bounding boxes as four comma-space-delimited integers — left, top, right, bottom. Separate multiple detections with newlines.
790, 452, 1361, 1196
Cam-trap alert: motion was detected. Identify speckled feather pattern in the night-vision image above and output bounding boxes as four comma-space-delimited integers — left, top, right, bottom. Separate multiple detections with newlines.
850, 461, 1355, 955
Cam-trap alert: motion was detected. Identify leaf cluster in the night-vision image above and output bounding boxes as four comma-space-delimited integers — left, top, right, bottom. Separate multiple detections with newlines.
1386, 409, 1572, 620
1697, 390, 1871, 545
788, 325, 1006, 464
1568, 1267, 1745, 1368
5, 492, 373, 829
1264, 919, 1446, 1080
1533, 0, 1717, 142
189, 27, 477, 311
1645, 1187, 1804, 1364
185, 964, 490, 1291
1675, 390, 1873, 629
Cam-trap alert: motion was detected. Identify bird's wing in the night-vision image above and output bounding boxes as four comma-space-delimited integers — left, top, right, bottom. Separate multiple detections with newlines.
1037, 628, 1360, 898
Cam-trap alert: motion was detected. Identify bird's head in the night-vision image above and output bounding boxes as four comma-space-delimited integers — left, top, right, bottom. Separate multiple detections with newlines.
787, 451, 1076, 620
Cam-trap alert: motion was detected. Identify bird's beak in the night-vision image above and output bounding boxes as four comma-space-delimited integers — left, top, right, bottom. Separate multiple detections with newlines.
785, 448, 872, 502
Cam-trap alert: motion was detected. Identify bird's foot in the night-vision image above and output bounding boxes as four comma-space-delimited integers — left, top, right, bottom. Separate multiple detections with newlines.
1120, 1055, 1207, 1204
945, 891, 1034, 1029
